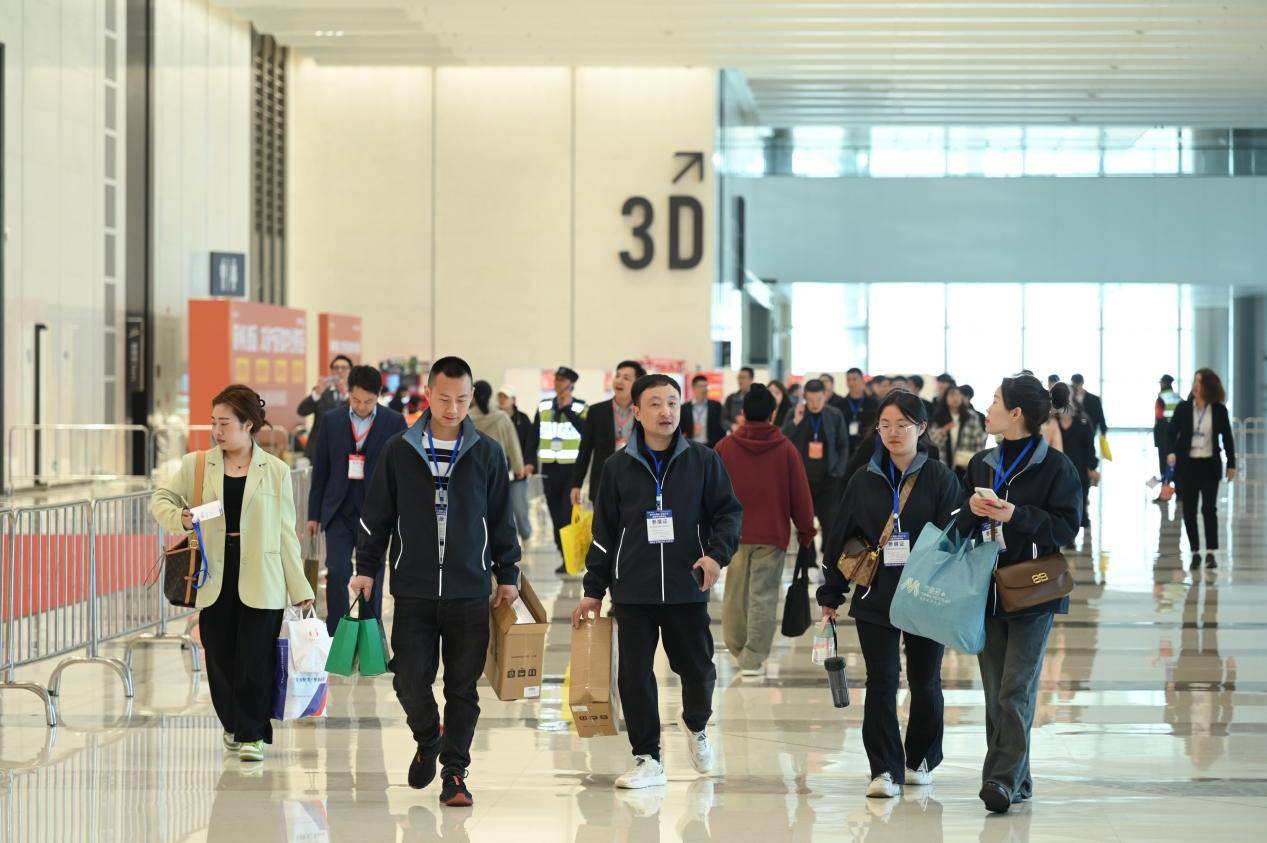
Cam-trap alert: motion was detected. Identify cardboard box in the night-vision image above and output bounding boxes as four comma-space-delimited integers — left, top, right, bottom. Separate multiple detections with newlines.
569, 616, 621, 737
484, 574, 549, 700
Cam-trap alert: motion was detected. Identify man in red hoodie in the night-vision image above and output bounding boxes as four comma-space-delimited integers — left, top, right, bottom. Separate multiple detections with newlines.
715, 384, 817, 677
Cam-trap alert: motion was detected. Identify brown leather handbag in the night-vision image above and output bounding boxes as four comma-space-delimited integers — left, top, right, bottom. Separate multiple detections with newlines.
161, 450, 208, 608
835, 474, 916, 588
993, 553, 1074, 613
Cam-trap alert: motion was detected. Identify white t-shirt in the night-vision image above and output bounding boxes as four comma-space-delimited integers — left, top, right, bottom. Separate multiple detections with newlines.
1190, 405, 1214, 458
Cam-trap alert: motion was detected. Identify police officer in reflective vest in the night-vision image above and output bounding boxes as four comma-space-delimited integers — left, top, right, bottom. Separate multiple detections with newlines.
532, 366, 589, 574
1154, 374, 1182, 475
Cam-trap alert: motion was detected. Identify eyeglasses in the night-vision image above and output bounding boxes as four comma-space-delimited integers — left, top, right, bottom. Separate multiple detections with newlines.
877, 422, 916, 434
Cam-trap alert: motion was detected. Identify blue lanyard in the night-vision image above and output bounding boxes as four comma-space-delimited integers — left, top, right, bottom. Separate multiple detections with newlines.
1194, 404, 1208, 432
649, 451, 669, 509
886, 459, 903, 518
993, 438, 1037, 495
847, 397, 862, 416
426, 423, 463, 483
191, 521, 209, 588
808, 413, 823, 441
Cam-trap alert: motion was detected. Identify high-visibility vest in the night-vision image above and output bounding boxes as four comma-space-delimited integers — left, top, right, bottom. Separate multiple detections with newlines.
1160, 390, 1180, 420
537, 398, 588, 464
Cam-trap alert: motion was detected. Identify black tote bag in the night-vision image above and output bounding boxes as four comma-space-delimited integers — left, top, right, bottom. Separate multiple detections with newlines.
781, 544, 817, 637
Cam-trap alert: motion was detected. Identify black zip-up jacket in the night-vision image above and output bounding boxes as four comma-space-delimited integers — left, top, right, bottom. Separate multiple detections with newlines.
1167, 399, 1236, 475
817, 447, 962, 627
583, 427, 743, 605
356, 412, 522, 599
959, 436, 1082, 617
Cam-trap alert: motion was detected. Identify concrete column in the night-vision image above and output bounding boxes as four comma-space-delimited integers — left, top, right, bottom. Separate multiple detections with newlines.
1233, 293, 1267, 418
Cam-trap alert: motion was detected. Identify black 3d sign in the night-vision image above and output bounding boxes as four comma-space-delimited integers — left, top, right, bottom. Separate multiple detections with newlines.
620, 151, 705, 271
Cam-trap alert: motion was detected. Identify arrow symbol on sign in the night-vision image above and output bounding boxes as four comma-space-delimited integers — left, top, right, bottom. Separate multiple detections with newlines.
672, 151, 705, 184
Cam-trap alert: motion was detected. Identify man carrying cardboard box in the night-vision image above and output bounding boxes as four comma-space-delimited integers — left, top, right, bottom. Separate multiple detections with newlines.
353, 355, 522, 808
571, 373, 743, 790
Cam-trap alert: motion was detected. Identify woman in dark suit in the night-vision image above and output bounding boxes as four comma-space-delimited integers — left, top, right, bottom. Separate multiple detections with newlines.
1167, 368, 1236, 569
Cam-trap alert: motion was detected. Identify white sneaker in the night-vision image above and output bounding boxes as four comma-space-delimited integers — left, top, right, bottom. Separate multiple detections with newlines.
740, 666, 764, 678
866, 772, 900, 798
239, 740, 264, 763
616, 755, 668, 789
222, 732, 241, 752
906, 759, 933, 786
683, 721, 715, 774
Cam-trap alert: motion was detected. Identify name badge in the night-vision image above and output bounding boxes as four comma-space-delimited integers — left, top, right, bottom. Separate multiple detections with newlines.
551, 437, 564, 451
1192, 429, 1206, 440
807, 441, 825, 460
981, 522, 1007, 551
348, 454, 366, 480
190, 500, 224, 523
884, 532, 911, 566
849, 421, 860, 436
435, 504, 448, 530
646, 510, 675, 544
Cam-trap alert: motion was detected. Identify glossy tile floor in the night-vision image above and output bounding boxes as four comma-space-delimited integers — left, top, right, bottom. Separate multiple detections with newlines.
2, 433, 1265, 841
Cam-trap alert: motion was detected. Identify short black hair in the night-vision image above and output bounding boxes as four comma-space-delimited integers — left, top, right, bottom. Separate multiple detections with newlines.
1070, 373, 1085, 385
872, 374, 889, 384
936, 373, 954, 384
909, 374, 925, 390
960, 384, 975, 400
742, 384, 777, 422
427, 355, 473, 385
846, 367, 863, 377
739, 366, 755, 378
819, 372, 835, 384
330, 354, 353, 369
804, 378, 825, 394
347, 364, 382, 394
691, 374, 709, 386
616, 359, 648, 379
632, 373, 681, 403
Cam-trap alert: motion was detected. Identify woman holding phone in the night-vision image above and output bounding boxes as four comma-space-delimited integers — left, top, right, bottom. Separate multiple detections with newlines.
817, 390, 962, 799
152, 384, 314, 762
960, 374, 1082, 813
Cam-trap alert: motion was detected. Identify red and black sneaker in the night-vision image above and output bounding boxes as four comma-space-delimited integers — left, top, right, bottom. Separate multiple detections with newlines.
408, 739, 442, 790
439, 770, 473, 807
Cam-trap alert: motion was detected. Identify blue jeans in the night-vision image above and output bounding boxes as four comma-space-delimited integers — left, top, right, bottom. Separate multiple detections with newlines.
509, 479, 532, 540
977, 612, 1054, 799
324, 514, 385, 637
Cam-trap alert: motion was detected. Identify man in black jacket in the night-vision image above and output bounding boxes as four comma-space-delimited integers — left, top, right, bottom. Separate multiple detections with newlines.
680, 373, 725, 448
571, 360, 646, 507
353, 356, 521, 809
720, 366, 754, 432
841, 367, 880, 451
783, 378, 851, 542
1070, 374, 1108, 437
571, 374, 742, 791
498, 384, 536, 540
297, 354, 352, 460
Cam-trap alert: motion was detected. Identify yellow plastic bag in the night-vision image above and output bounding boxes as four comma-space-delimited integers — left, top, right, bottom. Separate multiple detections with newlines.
1099, 434, 1113, 462
560, 504, 593, 576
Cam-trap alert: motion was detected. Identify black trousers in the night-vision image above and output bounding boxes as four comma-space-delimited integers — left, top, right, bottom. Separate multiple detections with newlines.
808, 475, 839, 548
324, 513, 385, 637
855, 618, 945, 783
390, 596, 490, 773
613, 602, 716, 760
541, 467, 574, 553
1179, 457, 1221, 551
200, 538, 284, 743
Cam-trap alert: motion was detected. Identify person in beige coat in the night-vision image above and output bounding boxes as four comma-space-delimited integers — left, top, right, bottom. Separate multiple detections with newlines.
469, 381, 525, 477
152, 384, 313, 762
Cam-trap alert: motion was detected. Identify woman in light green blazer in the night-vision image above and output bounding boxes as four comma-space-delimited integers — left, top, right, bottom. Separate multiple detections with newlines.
152, 384, 314, 762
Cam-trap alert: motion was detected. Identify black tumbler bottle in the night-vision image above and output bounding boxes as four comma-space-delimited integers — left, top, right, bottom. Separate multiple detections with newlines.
825, 656, 850, 708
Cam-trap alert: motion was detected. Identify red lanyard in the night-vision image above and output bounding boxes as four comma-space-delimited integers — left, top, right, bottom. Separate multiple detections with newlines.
351, 415, 375, 450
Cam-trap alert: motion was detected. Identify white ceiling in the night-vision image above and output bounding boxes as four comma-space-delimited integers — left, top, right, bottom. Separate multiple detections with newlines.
219, 0, 1267, 127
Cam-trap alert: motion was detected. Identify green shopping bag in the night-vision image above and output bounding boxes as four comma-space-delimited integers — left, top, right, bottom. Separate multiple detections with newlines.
355, 599, 389, 677
325, 595, 368, 677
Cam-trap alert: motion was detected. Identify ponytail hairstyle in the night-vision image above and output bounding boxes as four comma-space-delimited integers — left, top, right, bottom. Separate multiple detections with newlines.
1049, 381, 1073, 418
211, 384, 267, 435
472, 380, 493, 415
876, 388, 935, 452
999, 374, 1053, 436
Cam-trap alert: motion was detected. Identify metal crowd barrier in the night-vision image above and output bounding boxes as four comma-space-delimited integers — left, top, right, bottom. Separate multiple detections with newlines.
5, 424, 152, 495
1233, 417, 1266, 482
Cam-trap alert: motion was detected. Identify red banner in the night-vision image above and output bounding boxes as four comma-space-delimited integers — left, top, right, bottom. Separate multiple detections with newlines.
318, 313, 362, 367
690, 370, 724, 402
189, 300, 308, 431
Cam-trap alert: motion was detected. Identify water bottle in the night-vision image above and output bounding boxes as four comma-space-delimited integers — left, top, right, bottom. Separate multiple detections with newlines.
825, 655, 850, 708
811, 619, 836, 665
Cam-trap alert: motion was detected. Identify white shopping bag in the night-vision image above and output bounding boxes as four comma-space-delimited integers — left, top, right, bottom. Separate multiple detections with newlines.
286, 606, 332, 674
284, 800, 329, 843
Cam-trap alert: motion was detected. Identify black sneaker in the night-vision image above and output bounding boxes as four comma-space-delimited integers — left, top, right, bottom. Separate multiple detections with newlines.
439, 769, 473, 807
1205, 552, 1217, 569
555, 563, 568, 576
979, 782, 1011, 814
408, 740, 442, 790
1189, 553, 1202, 570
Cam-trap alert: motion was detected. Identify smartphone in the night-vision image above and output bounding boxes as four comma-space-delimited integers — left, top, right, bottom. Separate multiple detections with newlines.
693, 567, 706, 589
974, 487, 1000, 501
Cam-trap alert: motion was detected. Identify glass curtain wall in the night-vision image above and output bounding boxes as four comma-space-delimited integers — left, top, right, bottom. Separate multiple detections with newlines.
790, 282, 1193, 428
